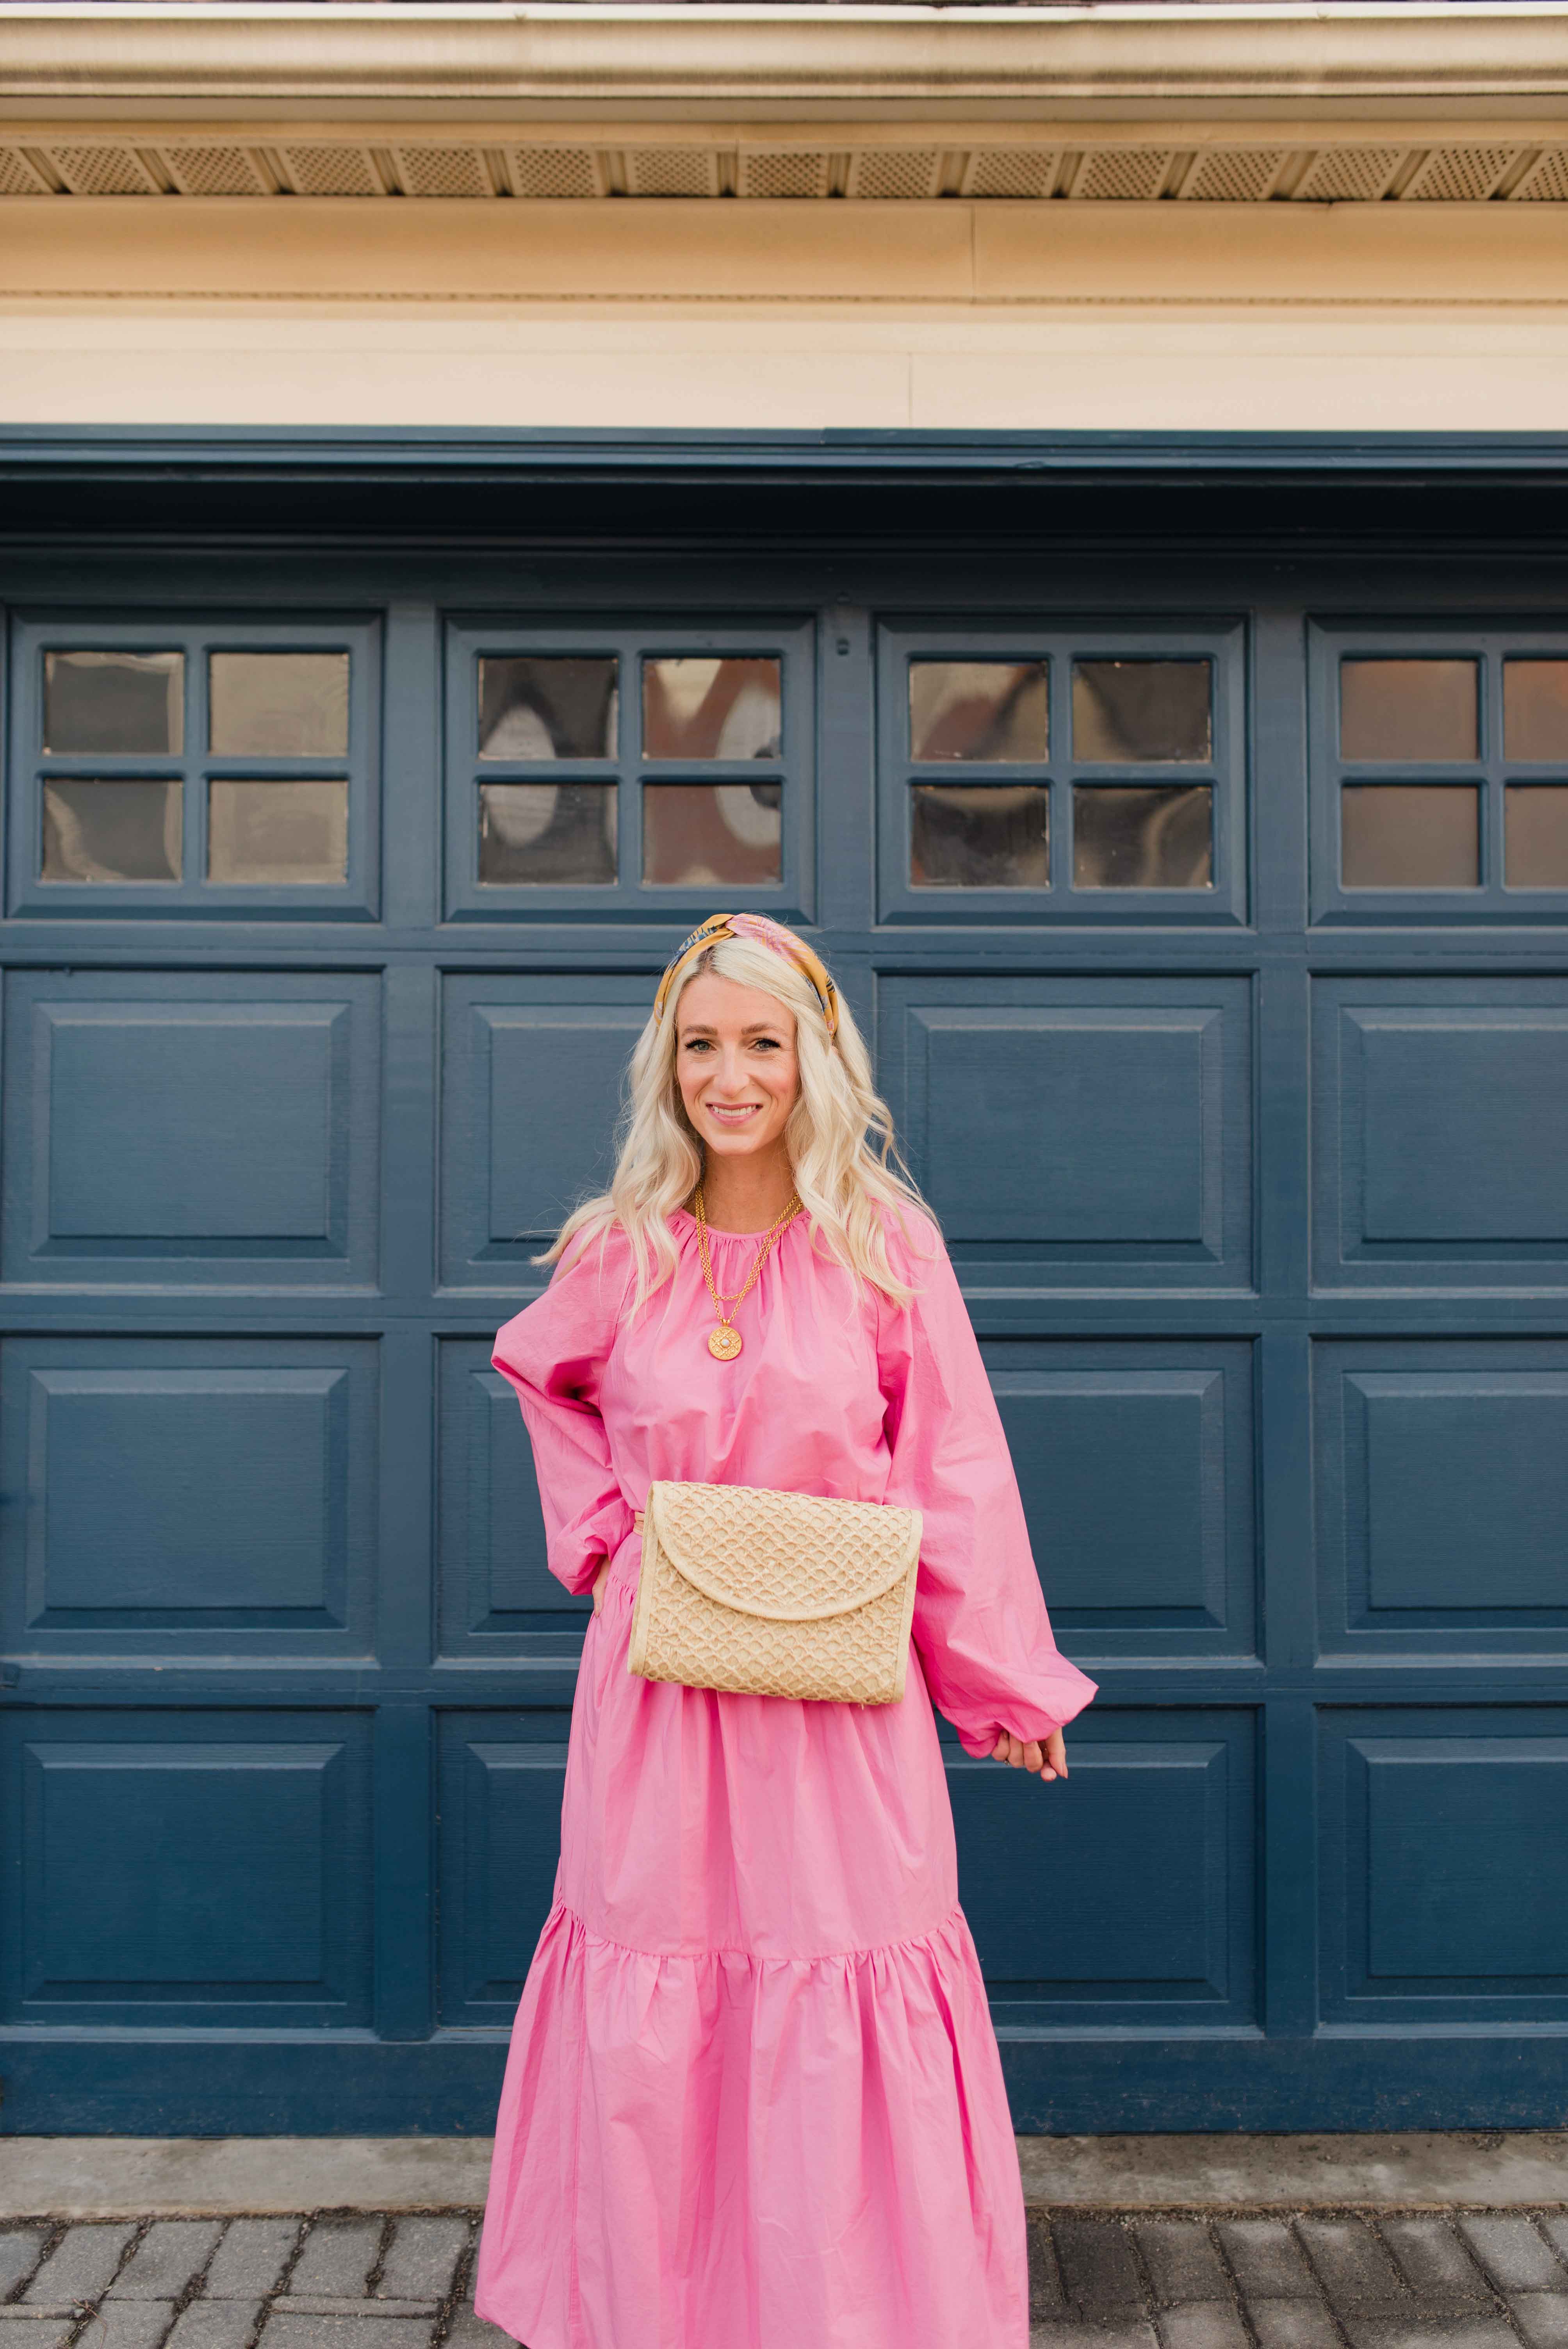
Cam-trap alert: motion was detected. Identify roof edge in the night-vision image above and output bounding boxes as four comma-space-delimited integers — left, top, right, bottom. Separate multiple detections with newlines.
5, 4, 1568, 124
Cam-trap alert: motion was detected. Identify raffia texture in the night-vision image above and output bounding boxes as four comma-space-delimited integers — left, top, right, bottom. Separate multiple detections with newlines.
628, 1479, 923, 1704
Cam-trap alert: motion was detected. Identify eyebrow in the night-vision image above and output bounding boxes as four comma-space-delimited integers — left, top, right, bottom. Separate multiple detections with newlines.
679, 1021, 788, 1039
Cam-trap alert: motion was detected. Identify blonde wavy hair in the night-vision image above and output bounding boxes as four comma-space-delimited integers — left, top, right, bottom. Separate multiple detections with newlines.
541, 930, 930, 1308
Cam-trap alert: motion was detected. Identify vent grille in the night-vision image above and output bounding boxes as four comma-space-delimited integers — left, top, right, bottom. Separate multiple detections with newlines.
739, 150, 833, 200
625, 147, 722, 197
1292, 146, 1404, 202
281, 144, 381, 197
8, 135, 1568, 207
1181, 148, 1285, 202
1513, 149, 1568, 201
507, 146, 603, 199
166, 144, 268, 197
1074, 148, 1172, 201
1404, 146, 1518, 201
394, 145, 491, 200
49, 144, 158, 196
961, 147, 1059, 199
0, 146, 46, 195
848, 148, 942, 200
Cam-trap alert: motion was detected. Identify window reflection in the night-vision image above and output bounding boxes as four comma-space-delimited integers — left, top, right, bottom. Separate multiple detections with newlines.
643, 782, 782, 886
643, 658, 781, 761
1503, 662, 1568, 763
479, 781, 616, 884
44, 651, 184, 756
1505, 785, 1568, 888
910, 784, 1049, 888
1073, 785, 1212, 888
1340, 660, 1478, 763
209, 652, 349, 758
42, 777, 182, 882
208, 779, 347, 884
1341, 784, 1480, 888
479, 658, 618, 761
1073, 660, 1211, 763
908, 661, 1049, 762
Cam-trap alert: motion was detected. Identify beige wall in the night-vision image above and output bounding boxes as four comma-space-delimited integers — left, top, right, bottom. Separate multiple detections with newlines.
4, 196, 1568, 431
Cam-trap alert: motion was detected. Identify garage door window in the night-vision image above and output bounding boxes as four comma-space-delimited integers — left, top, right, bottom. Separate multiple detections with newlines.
1312, 630, 1568, 920
13, 623, 377, 918
447, 625, 810, 920
882, 628, 1243, 923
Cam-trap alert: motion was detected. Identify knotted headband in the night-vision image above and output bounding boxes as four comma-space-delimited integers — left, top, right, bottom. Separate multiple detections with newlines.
652, 912, 840, 1039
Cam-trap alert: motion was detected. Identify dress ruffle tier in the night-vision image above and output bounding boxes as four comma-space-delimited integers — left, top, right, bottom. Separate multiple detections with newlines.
478, 1896, 1025, 2349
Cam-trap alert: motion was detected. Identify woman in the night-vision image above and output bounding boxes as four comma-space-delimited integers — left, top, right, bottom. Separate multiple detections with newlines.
475, 912, 1097, 2349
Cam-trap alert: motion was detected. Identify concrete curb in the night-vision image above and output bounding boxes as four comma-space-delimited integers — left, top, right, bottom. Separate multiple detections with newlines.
2, 2134, 1566, 2220
1014, 2133, 1568, 2211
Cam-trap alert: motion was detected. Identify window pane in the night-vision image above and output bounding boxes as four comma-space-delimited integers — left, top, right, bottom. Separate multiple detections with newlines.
44, 651, 183, 755
478, 658, 618, 760
209, 652, 349, 757
208, 779, 347, 884
642, 782, 782, 886
1073, 659, 1211, 763
41, 777, 181, 882
1504, 661, 1568, 763
1506, 785, 1568, 887
1340, 659, 1478, 762
643, 658, 781, 761
1073, 784, 1212, 888
1341, 784, 1479, 888
908, 660, 1048, 762
910, 784, 1049, 888
478, 781, 616, 884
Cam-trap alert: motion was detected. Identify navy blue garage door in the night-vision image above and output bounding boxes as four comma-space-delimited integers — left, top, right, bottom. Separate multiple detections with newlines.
2, 531, 1566, 2133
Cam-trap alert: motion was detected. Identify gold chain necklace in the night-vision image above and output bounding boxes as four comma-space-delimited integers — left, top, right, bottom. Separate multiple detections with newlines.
694, 1186, 801, 1361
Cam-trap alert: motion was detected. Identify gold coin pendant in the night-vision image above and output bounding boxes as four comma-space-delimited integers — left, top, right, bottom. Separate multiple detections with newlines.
707, 1325, 743, 1362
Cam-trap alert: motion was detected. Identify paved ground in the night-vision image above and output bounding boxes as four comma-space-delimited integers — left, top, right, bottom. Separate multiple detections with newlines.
2, 2206, 1568, 2349
12, 2137, 1568, 2221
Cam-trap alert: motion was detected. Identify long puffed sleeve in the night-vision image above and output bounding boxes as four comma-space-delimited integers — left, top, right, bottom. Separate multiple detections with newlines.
492, 1235, 634, 1599
878, 1215, 1098, 1759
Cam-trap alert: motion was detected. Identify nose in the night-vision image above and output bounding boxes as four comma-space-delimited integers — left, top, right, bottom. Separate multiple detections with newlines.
707, 1044, 757, 1094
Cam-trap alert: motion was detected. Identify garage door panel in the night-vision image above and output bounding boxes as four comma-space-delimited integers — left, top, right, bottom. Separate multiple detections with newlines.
1315, 1342, 1568, 1652
1313, 980, 1568, 1288
438, 1344, 590, 1653
880, 977, 1252, 1290
4, 1712, 373, 2028
1, 1338, 379, 1657
985, 1342, 1255, 1656
437, 1720, 571, 2025
1320, 1714, 1568, 2021
441, 978, 648, 1286
950, 1710, 1255, 2026
2, 971, 381, 1289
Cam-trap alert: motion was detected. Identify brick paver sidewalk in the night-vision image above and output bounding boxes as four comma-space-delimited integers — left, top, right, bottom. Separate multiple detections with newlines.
3, 2208, 1567, 2349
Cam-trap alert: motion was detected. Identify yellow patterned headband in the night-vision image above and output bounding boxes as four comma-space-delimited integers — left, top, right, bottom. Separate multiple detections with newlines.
652, 913, 840, 1038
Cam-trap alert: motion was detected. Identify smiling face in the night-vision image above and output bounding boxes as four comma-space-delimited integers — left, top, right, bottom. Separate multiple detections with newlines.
674, 970, 800, 1168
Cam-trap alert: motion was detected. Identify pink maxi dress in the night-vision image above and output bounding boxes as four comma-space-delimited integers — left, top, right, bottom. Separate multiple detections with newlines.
474, 1205, 1097, 2349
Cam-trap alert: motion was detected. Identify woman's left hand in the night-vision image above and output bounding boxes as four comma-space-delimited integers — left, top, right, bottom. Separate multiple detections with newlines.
991, 1727, 1067, 1781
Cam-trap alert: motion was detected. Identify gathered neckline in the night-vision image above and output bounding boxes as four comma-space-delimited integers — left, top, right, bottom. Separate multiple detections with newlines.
670, 1204, 807, 1245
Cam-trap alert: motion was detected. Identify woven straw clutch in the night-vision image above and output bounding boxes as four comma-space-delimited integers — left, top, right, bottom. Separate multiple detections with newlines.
627, 1479, 923, 1705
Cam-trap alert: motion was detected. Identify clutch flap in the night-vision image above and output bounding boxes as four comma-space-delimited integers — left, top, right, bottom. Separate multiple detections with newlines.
647, 1480, 921, 1624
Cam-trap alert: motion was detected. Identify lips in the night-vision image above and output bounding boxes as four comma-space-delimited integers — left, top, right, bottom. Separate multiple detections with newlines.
705, 1101, 763, 1126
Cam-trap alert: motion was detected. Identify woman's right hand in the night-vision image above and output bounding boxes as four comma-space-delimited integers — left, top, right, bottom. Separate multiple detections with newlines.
591, 1559, 612, 1614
